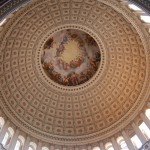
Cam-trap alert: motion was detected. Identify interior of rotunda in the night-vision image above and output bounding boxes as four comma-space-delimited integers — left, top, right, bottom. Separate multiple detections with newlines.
0, 0, 150, 150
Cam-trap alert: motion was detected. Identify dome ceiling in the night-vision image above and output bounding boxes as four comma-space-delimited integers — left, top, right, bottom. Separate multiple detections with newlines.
0, 0, 150, 146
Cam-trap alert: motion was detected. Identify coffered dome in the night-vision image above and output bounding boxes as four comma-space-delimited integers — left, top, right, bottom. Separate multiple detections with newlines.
0, 0, 150, 146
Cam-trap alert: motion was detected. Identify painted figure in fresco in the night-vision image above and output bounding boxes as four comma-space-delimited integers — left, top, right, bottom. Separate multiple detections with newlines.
79, 72, 87, 83
88, 67, 95, 79
71, 72, 79, 85
56, 42, 65, 57
95, 50, 101, 62
47, 62, 54, 74
69, 56, 84, 69
41, 51, 45, 64
85, 34, 97, 46
44, 37, 54, 49
89, 57, 97, 71
70, 33, 78, 40
62, 35, 68, 44
63, 76, 69, 85
56, 35, 68, 57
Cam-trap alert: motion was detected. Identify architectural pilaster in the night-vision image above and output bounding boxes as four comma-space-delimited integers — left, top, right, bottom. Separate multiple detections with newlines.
140, 113, 150, 129
122, 131, 135, 150
147, 102, 150, 109
111, 137, 120, 150
7, 129, 19, 150
22, 136, 30, 150
50, 145, 54, 150
63, 147, 67, 150
132, 122, 147, 144
37, 141, 42, 150
99, 142, 105, 150
87, 145, 92, 150
0, 120, 9, 143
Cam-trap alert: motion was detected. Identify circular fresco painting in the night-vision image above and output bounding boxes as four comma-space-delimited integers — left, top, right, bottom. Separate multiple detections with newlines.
41, 29, 101, 86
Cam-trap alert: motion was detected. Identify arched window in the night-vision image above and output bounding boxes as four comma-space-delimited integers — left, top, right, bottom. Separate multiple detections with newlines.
105, 142, 114, 150
128, 4, 142, 11
140, 16, 150, 23
145, 109, 150, 120
14, 140, 22, 150
131, 134, 142, 149
2, 132, 9, 146
28, 146, 34, 150
0, 117, 5, 131
93, 146, 100, 150
0, 18, 6, 26
42, 146, 49, 150
117, 136, 129, 150
28, 142, 37, 150
120, 141, 128, 150
14, 135, 25, 150
2, 127, 14, 149
128, 3, 150, 23
139, 122, 150, 140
